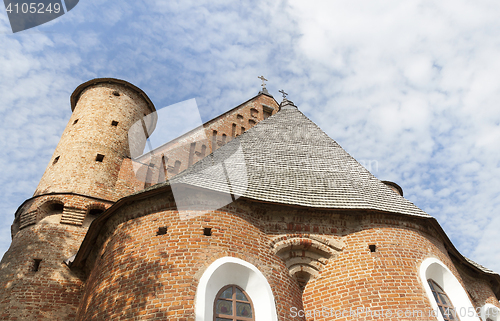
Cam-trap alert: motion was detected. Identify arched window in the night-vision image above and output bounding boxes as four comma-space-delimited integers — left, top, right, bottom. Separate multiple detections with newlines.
194, 257, 278, 321
428, 279, 460, 321
214, 285, 254, 321
419, 257, 480, 321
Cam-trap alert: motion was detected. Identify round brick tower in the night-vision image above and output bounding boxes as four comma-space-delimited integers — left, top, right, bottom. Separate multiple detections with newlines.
35, 78, 157, 201
0, 78, 156, 320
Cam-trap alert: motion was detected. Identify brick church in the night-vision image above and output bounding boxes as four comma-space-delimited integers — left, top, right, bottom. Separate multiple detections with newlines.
0, 78, 499, 320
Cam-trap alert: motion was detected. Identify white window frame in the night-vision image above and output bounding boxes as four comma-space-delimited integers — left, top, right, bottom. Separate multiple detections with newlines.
194, 257, 278, 321
481, 303, 500, 321
419, 257, 480, 321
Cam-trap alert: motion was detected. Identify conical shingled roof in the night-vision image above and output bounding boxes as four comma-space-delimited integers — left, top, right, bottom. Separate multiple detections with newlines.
169, 100, 430, 218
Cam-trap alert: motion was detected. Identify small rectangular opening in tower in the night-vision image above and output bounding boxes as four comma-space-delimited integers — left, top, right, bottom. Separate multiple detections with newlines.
52, 156, 60, 165
111, 120, 119, 126
95, 154, 105, 162
369, 244, 377, 253
32, 259, 42, 272
203, 228, 212, 236
156, 227, 168, 236
73, 119, 78, 125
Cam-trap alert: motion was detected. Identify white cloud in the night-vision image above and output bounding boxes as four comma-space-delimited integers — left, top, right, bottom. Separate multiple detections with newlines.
286, 0, 500, 272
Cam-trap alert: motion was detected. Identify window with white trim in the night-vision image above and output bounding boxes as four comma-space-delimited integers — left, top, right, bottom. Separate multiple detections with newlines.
419, 257, 480, 321
194, 257, 278, 321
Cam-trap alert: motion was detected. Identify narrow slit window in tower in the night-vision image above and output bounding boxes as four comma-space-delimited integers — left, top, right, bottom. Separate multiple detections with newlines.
203, 228, 212, 236
52, 156, 60, 165
369, 245, 376, 252
32, 259, 42, 272
95, 154, 105, 162
111, 120, 119, 126
241, 126, 245, 134
162, 156, 168, 178
188, 142, 196, 166
232, 124, 237, 137
222, 134, 227, 144
73, 119, 78, 125
144, 164, 154, 188
212, 130, 218, 151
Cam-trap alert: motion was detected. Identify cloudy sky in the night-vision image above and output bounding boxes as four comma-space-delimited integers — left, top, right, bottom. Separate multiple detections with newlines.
0, 0, 499, 274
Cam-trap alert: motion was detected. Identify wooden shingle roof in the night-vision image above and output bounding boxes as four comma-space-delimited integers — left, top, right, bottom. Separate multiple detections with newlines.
168, 99, 430, 218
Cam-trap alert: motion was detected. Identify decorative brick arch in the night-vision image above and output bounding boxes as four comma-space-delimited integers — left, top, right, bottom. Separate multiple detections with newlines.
270, 235, 343, 288
35, 198, 64, 221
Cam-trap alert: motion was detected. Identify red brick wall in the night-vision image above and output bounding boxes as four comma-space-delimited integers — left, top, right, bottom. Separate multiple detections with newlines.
458, 264, 500, 309
0, 217, 87, 320
301, 214, 494, 320
76, 194, 302, 320
134, 93, 279, 186
0, 85, 282, 321
76, 195, 499, 321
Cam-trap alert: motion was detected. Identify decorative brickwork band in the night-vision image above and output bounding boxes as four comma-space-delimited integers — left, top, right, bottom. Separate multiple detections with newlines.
19, 210, 37, 229
60, 207, 87, 226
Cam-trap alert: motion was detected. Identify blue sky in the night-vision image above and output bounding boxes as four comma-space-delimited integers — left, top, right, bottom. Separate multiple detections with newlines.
0, 0, 499, 274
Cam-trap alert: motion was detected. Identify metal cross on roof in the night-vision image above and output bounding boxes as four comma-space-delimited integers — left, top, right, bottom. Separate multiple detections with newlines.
279, 89, 288, 99
258, 75, 268, 89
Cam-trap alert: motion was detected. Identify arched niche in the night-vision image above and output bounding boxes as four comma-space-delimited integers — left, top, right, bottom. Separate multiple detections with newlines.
419, 257, 480, 321
194, 257, 278, 321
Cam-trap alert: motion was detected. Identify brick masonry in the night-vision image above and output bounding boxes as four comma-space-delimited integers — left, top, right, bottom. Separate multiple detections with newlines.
134, 92, 279, 187
74, 190, 500, 320
0, 79, 498, 321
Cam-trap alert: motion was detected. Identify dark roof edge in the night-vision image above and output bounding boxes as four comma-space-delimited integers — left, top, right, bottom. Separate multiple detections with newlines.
69, 183, 500, 299
70, 78, 156, 113
426, 217, 500, 298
